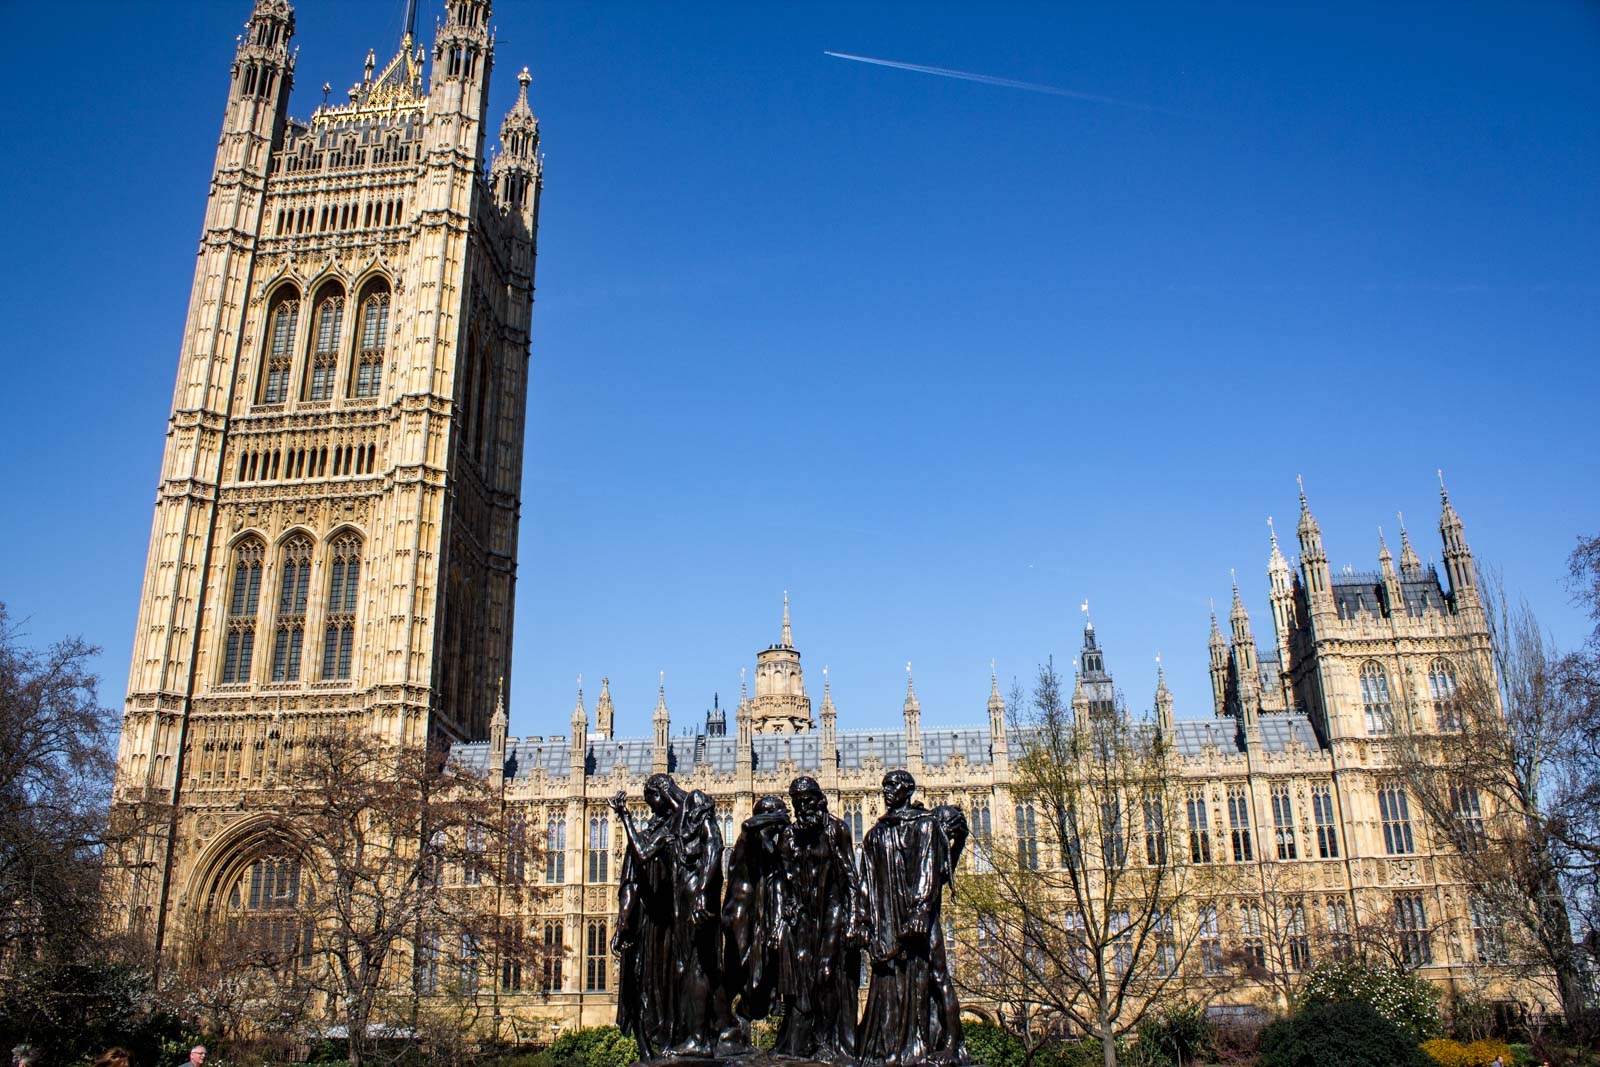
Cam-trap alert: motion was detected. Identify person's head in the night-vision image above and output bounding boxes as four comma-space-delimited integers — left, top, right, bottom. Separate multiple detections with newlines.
93, 1048, 133, 1067
882, 770, 916, 810
641, 774, 683, 815
13, 1046, 39, 1067
189, 1047, 206, 1067
789, 776, 828, 828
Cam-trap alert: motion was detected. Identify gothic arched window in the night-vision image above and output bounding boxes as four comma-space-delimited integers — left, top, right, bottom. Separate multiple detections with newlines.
303, 283, 345, 402
546, 816, 566, 884
258, 288, 300, 405
224, 854, 308, 967
588, 814, 609, 882
1359, 662, 1393, 735
321, 533, 361, 681
351, 279, 390, 398
1428, 659, 1459, 730
222, 538, 264, 683
271, 536, 313, 682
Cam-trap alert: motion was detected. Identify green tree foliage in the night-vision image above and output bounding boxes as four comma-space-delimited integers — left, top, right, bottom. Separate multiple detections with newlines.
1299, 956, 1441, 1038
1258, 1001, 1433, 1067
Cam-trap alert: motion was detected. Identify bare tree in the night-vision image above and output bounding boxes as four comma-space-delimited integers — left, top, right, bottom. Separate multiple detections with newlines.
0, 602, 118, 969
1387, 571, 1586, 1020
954, 663, 1213, 1067
229, 729, 541, 1067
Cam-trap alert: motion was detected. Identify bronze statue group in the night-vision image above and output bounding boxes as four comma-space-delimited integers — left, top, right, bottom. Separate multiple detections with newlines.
609, 770, 970, 1066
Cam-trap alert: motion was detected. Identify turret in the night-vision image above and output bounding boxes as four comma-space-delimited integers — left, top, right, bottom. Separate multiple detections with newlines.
1397, 513, 1424, 580
1208, 607, 1229, 717
210, 1, 295, 246
652, 673, 670, 773
735, 670, 752, 775
490, 67, 542, 226
595, 677, 615, 738
489, 678, 507, 788
819, 666, 839, 787
1071, 671, 1090, 727
1229, 576, 1261, 738
429, 0, 493, 134
1438, 472, 1478, 608
569, 677, 587, 780
1154, 657, 1174, 739
1296, 477, 1336, 628
225, 0, 295, 141
751, 593, 812, 733
1378, 527, 1402, 613
988, 661, 1009, 770
904, 663, 923, 771
705, 693, 727, 738
1266, 518, 1297, 708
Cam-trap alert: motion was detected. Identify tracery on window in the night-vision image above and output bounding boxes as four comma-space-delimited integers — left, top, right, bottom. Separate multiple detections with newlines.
259, 289, 300, 405
271, 536, 313, 682
222, 854, 309, 967
321, 533, 360, 681
352, 280, 389, 398
222, 539, 264, 683
1360, 661, 1393, 734
1428, 659, 1459, 730
304, 284, 345, 401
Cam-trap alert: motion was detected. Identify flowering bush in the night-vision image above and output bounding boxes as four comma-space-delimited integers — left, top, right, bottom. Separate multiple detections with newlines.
1298, 956, 1441, 1037
1421, 1038, 1517, 1067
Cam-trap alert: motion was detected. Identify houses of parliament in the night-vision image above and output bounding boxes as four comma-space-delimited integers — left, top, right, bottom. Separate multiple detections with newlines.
110, 0, 1532, 1039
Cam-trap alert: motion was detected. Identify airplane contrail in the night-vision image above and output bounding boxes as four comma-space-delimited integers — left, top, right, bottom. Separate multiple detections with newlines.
823, 51, 1177, 115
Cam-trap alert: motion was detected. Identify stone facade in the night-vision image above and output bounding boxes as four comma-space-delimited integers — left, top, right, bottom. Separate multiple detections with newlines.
468, 482, 1527, 1033
109, 0, 540, 955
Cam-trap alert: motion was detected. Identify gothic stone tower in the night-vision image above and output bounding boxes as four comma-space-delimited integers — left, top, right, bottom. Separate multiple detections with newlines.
111, 0, 541, 954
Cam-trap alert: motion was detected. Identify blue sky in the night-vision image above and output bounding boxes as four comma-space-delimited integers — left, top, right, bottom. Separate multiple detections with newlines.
2, 1, 1597, 740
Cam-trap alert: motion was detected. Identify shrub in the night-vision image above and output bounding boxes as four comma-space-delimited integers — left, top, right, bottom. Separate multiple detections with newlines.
1422, 1038, 1516, 1067
1136, 1004, 1213, 1067
1258, 1001, 1433, 1067
1298, 956, 1441, 1038
545, 1027, 638, 1067
964, 1023, 1026, 1067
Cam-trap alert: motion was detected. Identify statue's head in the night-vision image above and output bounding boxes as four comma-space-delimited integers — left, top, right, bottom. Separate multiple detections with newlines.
753, 795, 789, 819
789, 775, 827, 828
881, 769, 916, 810
642, 773, 684, 815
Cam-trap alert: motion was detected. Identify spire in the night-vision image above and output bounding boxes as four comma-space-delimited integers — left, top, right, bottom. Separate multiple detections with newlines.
571, 673, 587, 726
1296, 474, 1320, 539
489, 677, 508, 787
1208, 601, 1226, 649
820, 664, 835, 711
490, 676, 508, 730
904, 661, 923, 769
492, 67, 541, 213
780, 590, 793, 648
1437, 470, 1477, 603
1397, 511, 1423, 578
1155, 654, 1174, 737
1230, 569, 1246, 619
652, 671, 670, 773
1377, 526, 1396, 579
1267, 516, 1290, 575
988, 659, 1004, 711
595, 676, 615, 738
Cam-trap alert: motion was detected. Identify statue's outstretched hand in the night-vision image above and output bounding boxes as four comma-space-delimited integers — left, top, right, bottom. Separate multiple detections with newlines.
609, 791, 628, 815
